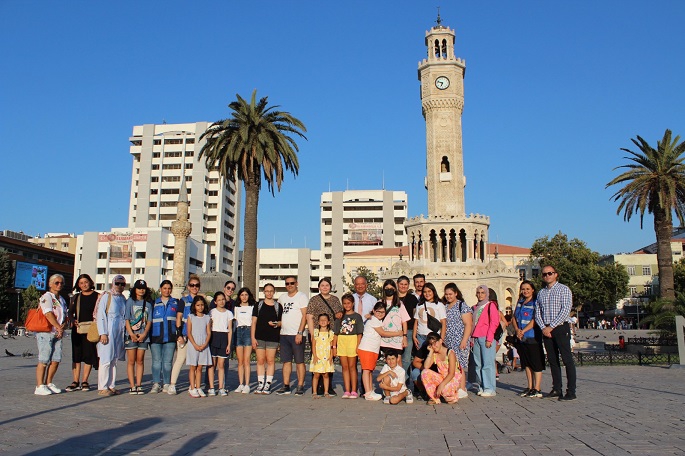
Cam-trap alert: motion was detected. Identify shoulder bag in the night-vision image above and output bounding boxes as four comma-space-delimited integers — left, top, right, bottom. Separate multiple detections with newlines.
488, 302, 504, 341
75, 294, 93, 334
423, 302, 443, 334
25, 299, 52, 333
87, 293, 112, 343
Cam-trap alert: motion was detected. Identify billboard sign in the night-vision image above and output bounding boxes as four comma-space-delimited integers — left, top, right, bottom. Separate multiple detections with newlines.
98, 233, 148, 263
14, 261, 49, 290
347, 222, 383, 246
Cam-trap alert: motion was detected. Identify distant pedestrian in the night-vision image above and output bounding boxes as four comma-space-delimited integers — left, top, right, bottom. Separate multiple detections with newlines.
536, 266, 577, 401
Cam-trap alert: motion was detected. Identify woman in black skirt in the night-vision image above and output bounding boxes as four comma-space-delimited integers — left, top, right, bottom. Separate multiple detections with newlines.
66, 274, 99, 391
511, 280, 546, 398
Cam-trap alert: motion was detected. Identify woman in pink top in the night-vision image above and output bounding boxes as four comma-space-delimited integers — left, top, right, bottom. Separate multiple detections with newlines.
471, 285, 499, 397
379, 279, 410, 365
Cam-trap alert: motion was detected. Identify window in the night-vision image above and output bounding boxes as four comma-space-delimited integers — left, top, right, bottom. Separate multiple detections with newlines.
161, 188, 179, 195
151, 164, 159, 170
152, 152, 160, 158
98, 252, 107, 259
162, 164, 182, 170
150, 189, 158, 195
149, 214, 157, 220
151, 176, 159, 182
97, 268, 106, 274
136, 252, 146, 259
186, 138, 195, 144
208, 190, 218, 196
185, 163, 193, 169
160, 214, 176, 220
627, 266, 635, 275
164, 151, 182, 158
149, 202, 157, 207
629, 286, 637, 295
153, 139, 161, 145
185, 150, 194, 156
164, 138, 183, 145
642, 266, 651, 276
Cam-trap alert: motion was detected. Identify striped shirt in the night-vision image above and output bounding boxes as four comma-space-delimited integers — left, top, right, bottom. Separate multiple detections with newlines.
535, 281, 572, 329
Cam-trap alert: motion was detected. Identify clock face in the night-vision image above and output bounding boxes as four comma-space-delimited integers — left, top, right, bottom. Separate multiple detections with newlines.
435, 76, 450, 90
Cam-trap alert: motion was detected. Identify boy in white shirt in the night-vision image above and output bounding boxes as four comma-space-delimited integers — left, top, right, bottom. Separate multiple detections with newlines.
377, 350, 411, 404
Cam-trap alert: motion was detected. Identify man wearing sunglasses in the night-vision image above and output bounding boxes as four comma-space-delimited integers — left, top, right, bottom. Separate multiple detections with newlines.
535, 266, 576, 401
275, 276, 308, 396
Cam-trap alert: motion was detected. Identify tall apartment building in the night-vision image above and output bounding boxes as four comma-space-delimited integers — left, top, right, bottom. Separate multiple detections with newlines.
128, 123, 241, 276
255, 248, 320, 299
320, 190, 408, 294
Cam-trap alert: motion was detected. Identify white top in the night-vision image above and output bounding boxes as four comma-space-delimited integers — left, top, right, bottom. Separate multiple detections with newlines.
234, 304, 254, 327
39, 292, 66, 334
357, 316, 383, 352
278, 291, 309, 335
354, 292, 377, 321
414, 301, 447, 336
379, 364, 407, 394
210, 308, 234, 332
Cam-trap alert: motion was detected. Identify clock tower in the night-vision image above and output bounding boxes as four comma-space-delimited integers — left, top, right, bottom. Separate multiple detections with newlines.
418, 18, 466, 217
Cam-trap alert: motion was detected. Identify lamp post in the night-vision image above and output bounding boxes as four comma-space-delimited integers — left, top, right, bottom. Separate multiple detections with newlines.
15, 289, 21, 322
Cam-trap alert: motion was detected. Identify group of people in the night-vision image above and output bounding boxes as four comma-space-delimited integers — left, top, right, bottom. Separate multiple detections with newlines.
32, 266, 577, 403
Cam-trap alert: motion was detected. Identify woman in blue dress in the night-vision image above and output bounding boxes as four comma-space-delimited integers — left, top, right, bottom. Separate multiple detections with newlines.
442, 282, 473, 399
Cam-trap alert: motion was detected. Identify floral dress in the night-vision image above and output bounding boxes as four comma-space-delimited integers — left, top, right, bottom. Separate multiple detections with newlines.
420, 349, 461, 402
444, 300, 472, 370
310, 329, 335, 373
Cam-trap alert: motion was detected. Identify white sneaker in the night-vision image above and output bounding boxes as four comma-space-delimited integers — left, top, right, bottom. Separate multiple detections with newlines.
458, 389, 469, 399
46, 383, 62, 394
219, 388, 228, 396
207, 388, 216, 396
197, 388, 207, 397
234, 385, 245, 393
405, 390, 414, 404
242, 384, 250, 394
162, 384, 170, 393
150, 383, 162, 394
35, 385, 52, 396
383, 396, 390, 404
480, 391, 496, 397
262, 382, 272, 395
255, 381, 264, 394
188, 388, 200, 398
365, 391, 383, 401
167, 384, 177, 395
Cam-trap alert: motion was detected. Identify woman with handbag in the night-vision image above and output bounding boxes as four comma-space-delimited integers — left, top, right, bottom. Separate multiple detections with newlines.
34, 274, 68, 396
65, 274, 99, 392
125, 279, 153, 394
96, 275, 127, 396
471, 285, 499, 397
412, 282, 447, 349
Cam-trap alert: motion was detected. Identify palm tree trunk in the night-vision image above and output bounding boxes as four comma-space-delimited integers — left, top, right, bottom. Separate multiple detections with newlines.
654, 206, 675, 301
242, 175, 260, 293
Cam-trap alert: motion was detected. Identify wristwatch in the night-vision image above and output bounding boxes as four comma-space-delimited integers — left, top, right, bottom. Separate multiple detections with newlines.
297, 331, 303, 335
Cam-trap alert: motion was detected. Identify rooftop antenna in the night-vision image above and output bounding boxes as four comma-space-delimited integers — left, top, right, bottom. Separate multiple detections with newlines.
382, 170, 385, 190
162, 119, 167, 125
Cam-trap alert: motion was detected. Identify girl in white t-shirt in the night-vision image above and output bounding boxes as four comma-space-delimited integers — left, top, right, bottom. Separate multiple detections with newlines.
413, 283, 447, 348
208, 292, 233, 396
357, 302, 404, 401
233, 287, 256, 393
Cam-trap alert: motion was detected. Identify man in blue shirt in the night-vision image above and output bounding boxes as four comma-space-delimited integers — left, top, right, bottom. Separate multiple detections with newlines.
535, 265, 577, 401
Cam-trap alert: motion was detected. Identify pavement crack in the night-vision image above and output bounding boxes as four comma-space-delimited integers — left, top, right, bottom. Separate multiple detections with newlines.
307, 430, 321, 444
442, 433, 453, 455
485, 413, 505, 434
569, 433, 606, 455
585, 414, 630, 434
262, 411, 290, 429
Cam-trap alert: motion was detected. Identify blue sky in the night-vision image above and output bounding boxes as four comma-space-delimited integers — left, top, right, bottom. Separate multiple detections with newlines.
1, 1, 684, 256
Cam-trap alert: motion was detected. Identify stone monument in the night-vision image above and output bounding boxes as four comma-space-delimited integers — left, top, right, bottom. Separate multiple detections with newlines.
385, 14, 520, 307
170, 179, 192, 299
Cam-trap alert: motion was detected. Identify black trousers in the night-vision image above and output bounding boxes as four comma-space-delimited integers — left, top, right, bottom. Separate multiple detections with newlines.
543, 322, 576, 394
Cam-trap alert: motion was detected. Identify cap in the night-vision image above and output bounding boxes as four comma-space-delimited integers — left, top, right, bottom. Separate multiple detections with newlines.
133, 279, 147, 289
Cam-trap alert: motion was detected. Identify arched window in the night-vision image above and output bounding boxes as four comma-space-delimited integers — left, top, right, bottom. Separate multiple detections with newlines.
441, 156, 450, 172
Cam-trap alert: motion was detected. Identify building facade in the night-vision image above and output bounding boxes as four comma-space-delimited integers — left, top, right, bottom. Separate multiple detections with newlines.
74, 227, 206, 293
128, 122, 241, 276
29, 233, 77, 254
320, 190, 408, 294
255, 248, 321, 299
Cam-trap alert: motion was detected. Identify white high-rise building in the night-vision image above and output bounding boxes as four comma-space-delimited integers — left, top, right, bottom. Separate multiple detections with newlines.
255, 248, 321, 299
128, 122, 241, 276
320, 190, 408, 294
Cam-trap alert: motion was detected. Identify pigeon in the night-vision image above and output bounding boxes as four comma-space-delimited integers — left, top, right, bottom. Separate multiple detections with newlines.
5, 349, 16, 357
22, 350, 34, 357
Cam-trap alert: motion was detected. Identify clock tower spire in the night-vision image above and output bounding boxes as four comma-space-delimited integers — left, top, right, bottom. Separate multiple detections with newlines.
418, 21, 466, 216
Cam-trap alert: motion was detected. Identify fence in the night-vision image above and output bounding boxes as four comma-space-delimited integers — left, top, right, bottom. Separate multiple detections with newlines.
627, 337, 677, 346
574, 351, 679, 366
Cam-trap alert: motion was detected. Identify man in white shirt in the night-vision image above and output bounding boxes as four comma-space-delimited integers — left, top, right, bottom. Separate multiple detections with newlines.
353, 276, 377, 322
276, 276, 309, 396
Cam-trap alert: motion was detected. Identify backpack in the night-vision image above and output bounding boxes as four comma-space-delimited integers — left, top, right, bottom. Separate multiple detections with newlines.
257, 300, 281, 316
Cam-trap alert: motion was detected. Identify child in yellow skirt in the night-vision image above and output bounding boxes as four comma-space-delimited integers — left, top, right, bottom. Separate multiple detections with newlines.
310, 314, 335, 398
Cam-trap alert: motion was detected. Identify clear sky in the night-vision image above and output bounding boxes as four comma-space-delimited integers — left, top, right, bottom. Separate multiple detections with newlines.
1, 1, 684, 256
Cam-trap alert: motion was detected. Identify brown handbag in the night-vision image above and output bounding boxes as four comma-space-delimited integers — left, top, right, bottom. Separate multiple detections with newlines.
75, 294, 93, 335
87, 293, 111, 343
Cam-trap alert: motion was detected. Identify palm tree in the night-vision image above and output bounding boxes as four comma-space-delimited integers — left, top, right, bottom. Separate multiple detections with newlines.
606, 129, 685, 301
199, 90, 306, 292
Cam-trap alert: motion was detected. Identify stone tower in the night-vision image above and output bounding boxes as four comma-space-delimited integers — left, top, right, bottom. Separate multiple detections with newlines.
170, 179, 191, 299
385, 15, 519, 307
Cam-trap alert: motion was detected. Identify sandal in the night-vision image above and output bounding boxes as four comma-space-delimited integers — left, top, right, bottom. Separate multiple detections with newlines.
109, 388, 121, 395
98, 389, 113, 396
427, 399, 440, 405
65, 381, 80, 392
81, 382, 90, 391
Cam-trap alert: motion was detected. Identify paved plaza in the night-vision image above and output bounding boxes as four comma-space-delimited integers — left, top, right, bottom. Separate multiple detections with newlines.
1, 333, 683, 456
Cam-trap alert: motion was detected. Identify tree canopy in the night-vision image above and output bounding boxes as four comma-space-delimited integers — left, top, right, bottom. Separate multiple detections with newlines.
343, 266, 381, 299
530, 232, 628, 310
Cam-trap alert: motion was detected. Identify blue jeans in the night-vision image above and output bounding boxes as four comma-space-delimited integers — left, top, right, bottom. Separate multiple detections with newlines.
473, 337, 496, 393
402, 328, 414, 369
150, 342, 176, 385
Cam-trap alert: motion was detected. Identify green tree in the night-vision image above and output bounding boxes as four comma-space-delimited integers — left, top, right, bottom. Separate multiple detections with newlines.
606, 129, 685, 301
199, 90, 307, 293
530, 232, 629, 310
343, 266, 381, 299
20, 285, 42, 323
640, 296, 685, 336
0, 251, 14, 321
673, 258, 685, 294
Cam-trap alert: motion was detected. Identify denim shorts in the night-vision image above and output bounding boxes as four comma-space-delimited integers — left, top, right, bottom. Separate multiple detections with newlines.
255, 339, 279, 350
279, 335, 305, 364
124, 339, 149, 350
36, 332, 62, 364
235, 326, 252, 347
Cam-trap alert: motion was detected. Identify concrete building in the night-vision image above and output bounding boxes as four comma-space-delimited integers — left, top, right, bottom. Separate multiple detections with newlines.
128, 122, 241, 276
74, 227, 206, 292
320, 190, 408, 294
255, 248, 321, 299
29, 233, 77, 254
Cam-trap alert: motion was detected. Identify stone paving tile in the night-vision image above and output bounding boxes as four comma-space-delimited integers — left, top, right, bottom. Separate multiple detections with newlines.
1, 335, 684, 455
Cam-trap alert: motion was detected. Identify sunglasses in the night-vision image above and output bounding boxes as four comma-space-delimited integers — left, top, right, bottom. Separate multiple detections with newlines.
54, 281, 63, 285
285, 282, 296, 285
115, 282, 126, 286
542, 272, 556, 277
188, 283, 200, 288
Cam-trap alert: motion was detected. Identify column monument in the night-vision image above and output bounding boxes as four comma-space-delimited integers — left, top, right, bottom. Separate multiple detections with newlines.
170, 180, 191, 299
